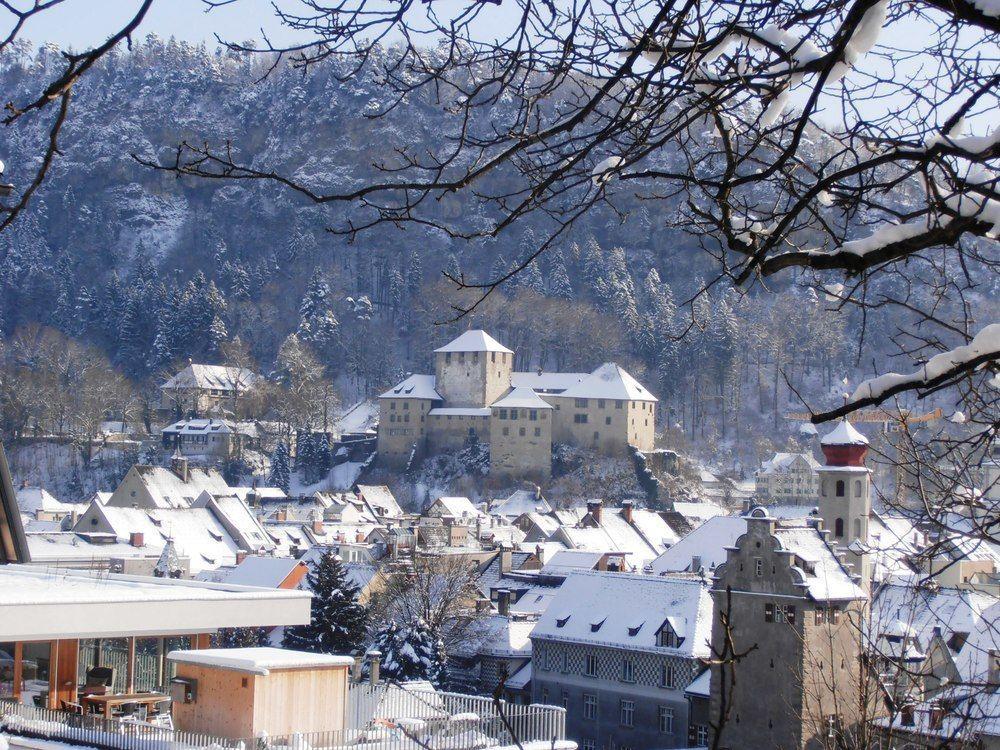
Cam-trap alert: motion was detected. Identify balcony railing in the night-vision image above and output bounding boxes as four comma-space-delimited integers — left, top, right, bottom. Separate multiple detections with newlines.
1, 683, 568, 750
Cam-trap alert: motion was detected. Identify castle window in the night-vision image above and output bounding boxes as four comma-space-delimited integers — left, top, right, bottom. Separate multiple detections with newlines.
403, 414, 409, 423
499, 409, 507, 419
511, 410, 518, 420
605, 417, 611, 425
575, 398, 588, 408
473, 352, 478, 363
491, 352, 496, 362
855, 480, 862, 495
836, 480, 845, 497
503, 427, 509, 436
390, 402, 397, 410
574, 414, 588, 424
598, 399, 605, 409
616, 400, 623, 408
403, 402, 409, 410
446, 353, 451, 363
535, 427, 541, 437
459, 352, 465, 363
835, 518, 845, 538
530, 410, 538, 421
390, 414, 396, 422
519, 427, 526, 437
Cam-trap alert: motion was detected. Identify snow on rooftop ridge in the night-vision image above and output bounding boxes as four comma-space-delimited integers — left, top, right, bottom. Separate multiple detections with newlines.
434, 329, 513, 354
167, 647, 354, 675
379, 373, 442, 400
820, 418, 869, 446
491, 386, 553, 410
557, 362, 656, 402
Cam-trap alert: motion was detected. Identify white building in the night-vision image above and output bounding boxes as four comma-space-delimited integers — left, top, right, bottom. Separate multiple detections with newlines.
754, 452, 820, 504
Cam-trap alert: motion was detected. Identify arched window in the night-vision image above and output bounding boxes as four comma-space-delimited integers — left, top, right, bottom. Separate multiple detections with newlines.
854, 518, 862, 538
835, 480, 845, 497
835, 518, 845, 538
821, 480, 828, 497
854, 480, 862, 496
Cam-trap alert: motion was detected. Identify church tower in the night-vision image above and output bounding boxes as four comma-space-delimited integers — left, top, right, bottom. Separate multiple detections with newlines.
818, 418, 872, 586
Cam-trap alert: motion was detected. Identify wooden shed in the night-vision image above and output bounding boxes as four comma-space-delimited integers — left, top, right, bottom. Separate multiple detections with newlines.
166, 647, 355, 740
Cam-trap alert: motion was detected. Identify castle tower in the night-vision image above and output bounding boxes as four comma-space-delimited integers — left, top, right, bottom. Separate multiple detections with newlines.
818, 418, 872, 586
433, 330, 513, 407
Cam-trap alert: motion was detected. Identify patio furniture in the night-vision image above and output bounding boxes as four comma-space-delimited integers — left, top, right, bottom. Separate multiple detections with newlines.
60, 700, 84, 715
82, 692, 169, 720
84, 667, 115, 689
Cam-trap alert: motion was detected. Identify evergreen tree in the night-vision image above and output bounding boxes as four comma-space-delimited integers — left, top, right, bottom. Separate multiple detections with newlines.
547, 249, 574, 299
367, 619, 447, 687
283, 551, 369, 655
268, 442, 291, 493
518, 259, 545, 295
443, 253, 461, 280
216, 627, 269, 648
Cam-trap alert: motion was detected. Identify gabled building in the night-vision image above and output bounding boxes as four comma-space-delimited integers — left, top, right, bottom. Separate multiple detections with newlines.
531, 571, 714, 750
755, 452, 821, 504
158, 362, 261, 418
161, 418, 261, 459
549, 500, 678, 570
106, 454, 231, 509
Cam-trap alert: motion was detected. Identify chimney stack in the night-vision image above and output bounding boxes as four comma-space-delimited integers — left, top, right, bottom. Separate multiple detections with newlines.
587, 499, 603, 524
312, 518, 324, 534
129, 532, 144, 548
170, 450, 189, 482
497, 588, 511, 617
367, 650, 381, 685
621, 500, 634, 524
499, 546, 512, 574
235, 551, 247, 565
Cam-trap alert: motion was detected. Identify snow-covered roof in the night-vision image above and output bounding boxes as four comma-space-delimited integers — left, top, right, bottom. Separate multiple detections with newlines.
490, 387, 553, 410
489, 489, 552, 518
161, 364, 260, 392
26, 531, 157, 562
0, 565, 310, 641
505, 661, 532, 690
167, 647, 353, 675
163, 418, 257, 437
458, 614, 536, 658
15, 487, 81, 515
434, 330, 513, 354
356, 485, 405, 518
218, 555, 304, 588
193, 492, 274, 552
671, 501, 727, 527
85, 504, 242, 574
532, 571, 713, 658
771, 522, 868, 601
510, 372, 587, 393
553, 506, 677, 569
428, 407, 492, 417
820, 418, 869, 446
758, 452, 820, 474
380, 374, 442, 401
110, 465, 231, 509
554, 363, 657, 402
685, 669, 711, 698
650, 515, 747, 575
430, 495, 484, 519
540, 549, 606, 575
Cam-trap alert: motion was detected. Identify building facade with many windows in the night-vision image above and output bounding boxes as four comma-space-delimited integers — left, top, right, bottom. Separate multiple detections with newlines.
530, 571, 712, 750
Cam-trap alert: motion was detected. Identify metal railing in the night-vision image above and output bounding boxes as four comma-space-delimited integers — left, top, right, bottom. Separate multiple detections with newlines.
0, 699, 243, 750
1, 683, 567, 750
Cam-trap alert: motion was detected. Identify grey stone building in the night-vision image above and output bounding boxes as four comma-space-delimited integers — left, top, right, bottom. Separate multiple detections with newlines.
531, 571, 713, 750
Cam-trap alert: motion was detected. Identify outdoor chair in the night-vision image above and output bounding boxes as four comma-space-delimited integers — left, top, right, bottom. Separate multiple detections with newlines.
60, 700, 84, 715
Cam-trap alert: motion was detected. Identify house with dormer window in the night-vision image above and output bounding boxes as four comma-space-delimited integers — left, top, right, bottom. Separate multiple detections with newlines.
530, 571, 713, 750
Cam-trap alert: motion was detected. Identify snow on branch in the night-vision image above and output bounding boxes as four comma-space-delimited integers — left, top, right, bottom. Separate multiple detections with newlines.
812, 323, 1000, 422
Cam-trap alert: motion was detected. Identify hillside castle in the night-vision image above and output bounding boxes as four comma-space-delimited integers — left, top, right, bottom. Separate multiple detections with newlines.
377, 330, 656, 479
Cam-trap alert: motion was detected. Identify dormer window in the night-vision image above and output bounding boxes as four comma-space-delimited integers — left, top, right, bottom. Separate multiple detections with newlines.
657, 621, 684, 648
590, 617, 606, 633
556, 615, 571, 628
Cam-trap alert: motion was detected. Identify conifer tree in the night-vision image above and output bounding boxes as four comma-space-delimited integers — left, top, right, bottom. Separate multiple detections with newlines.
268, 442, 291, 493
283, 551, 369, 655
367, 619, 447, 687
547, 249, 574, 300
216, 627, 269, 648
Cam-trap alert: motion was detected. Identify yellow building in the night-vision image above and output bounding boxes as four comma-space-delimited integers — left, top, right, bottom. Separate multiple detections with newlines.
377, 330, 657, 476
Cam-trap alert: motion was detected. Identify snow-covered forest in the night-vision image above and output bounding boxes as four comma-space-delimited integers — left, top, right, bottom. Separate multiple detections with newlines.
0, 37, 991, 468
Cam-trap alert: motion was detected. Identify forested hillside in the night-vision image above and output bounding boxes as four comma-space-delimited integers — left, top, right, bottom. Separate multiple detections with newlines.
0, 36, 983, 469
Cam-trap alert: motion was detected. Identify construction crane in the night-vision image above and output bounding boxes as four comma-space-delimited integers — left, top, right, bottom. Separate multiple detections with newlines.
784, 407, 943, 429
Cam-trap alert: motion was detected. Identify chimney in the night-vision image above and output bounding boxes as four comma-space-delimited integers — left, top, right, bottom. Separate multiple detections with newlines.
235, 551, 247, 565
312, 518, 324, 534
621, 500, 634, 524
352, 656, 363, 683
691, 555, 702, 572
276, 507, 287, 522
170, 450, 189, 482
497, 588, 511, 617
356, 531, 366, 543
367, 650, 381, 684
499, 546, 512, 574
587, 499, 603, 524
129, 532, 144, 548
